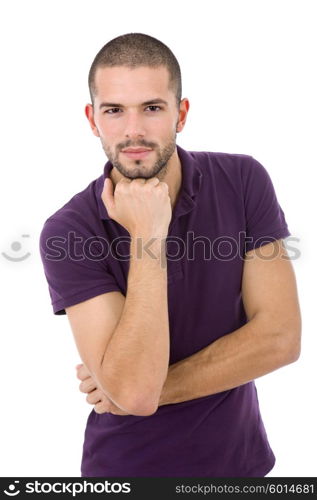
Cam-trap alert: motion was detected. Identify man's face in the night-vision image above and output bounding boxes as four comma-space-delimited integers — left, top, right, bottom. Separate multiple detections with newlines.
86, 65, 183, 180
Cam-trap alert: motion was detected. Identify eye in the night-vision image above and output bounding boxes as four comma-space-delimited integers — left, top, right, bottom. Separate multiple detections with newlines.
104, 108, 121, 114
146, 105, 162, 112
103, 105, 162, 114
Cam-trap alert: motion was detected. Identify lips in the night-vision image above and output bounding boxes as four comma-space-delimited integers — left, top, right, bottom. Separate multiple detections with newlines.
121, 148, 153, 159
122, 148, 152, 153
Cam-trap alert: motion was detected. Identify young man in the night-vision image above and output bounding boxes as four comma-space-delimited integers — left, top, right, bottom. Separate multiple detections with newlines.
39, 33, 301, 477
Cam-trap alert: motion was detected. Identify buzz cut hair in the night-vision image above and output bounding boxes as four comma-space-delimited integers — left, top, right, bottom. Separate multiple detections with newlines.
88, 32, 182, 109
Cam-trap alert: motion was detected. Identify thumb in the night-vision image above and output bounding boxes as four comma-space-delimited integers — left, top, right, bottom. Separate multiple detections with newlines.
102, 177, 115, 213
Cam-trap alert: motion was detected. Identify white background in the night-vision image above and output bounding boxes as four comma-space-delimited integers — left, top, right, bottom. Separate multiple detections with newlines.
0, 0, 316, 477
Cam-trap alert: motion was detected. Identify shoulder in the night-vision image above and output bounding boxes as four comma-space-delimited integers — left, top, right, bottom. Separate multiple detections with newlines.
187, 149, 258, 196
188, 149, 254, 175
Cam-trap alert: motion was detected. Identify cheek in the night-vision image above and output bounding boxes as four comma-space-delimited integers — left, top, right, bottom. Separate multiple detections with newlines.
149, 118, 174, 135
95, 115, 119, 136
99, 121, 116, 135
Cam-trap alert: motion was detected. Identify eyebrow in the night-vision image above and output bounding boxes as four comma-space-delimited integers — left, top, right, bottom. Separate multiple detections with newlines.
99, 98, 169, 110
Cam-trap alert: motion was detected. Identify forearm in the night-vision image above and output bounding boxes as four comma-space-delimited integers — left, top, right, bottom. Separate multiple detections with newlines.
159, 313, 295, 406
102, 237, 170, 414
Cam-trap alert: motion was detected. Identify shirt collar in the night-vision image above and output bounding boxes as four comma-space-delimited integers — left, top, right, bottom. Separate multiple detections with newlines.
96, 144, 203, 221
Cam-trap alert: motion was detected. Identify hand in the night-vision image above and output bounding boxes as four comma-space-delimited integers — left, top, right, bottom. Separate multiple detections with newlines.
76, 363, 130, 415
102, 176, 172, 240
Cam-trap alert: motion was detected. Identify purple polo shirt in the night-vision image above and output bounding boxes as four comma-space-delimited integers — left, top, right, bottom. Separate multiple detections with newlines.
39, 144, 291, 477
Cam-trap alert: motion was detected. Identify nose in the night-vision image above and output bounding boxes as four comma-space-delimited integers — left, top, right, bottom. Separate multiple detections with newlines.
124, 111, 146, 139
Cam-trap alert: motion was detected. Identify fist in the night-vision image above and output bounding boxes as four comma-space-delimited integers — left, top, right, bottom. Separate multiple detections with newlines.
101, 176, 172, 240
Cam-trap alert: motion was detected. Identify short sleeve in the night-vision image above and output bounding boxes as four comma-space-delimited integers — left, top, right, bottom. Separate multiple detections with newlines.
242, 156, 291, 253
39, 217, 122, 315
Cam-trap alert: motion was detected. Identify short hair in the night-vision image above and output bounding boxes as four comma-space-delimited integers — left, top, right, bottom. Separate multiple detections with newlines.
88, 33, 182, 108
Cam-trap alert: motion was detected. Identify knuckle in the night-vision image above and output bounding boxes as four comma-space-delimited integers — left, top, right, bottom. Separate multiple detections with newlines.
116, 180, 128, 192
130, 180, 141, 190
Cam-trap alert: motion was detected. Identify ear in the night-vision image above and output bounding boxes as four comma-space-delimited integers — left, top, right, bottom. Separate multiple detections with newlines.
176, 98, 190, 133
85, 104, 100, 137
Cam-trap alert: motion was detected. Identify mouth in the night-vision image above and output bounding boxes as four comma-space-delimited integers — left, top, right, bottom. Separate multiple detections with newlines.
121, 148, 153, 159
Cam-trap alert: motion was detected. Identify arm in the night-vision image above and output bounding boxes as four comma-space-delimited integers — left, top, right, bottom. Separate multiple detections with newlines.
77, 238, 301, 411
67, 176, 171, 416
158, 239, 302, 406
74, 239, 169, 417
68, 246, 168, 417
101, 236, 169, 415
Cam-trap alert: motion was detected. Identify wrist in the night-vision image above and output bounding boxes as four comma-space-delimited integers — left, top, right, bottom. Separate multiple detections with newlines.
130, 235, 167, 263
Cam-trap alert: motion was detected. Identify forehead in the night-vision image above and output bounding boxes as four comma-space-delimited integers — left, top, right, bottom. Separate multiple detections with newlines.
94, 65, 172, 101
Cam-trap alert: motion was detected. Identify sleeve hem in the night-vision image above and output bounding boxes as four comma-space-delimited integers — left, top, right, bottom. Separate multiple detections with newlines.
52, 284, 123, 315
244, 226, 291, 253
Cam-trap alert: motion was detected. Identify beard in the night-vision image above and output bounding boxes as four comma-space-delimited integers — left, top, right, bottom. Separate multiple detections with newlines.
100, 128, 177, 181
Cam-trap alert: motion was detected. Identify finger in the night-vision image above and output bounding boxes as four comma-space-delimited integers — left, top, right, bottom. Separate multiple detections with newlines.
94, 401, 111, 414
157, 181, 169, 191
76, 364, 91, 381
76, 367, 89, 381
75, 364, 83, 377
79, 378, 97, 393
86, 389, 103, 405
145, 177, 160, 186
102, 177, 115, 212
118, 177, 132, 184
129, 178, 146, 187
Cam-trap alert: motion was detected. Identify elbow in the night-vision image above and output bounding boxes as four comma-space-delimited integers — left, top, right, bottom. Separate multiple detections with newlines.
101, 379, 159, 416
101, 366, 162, 416
288, 318, 302, 363
123, 386, 160, 416
288, 342, 301, 363
278, 323, 302, 364
125, 382, 163, 416
116, 393, 159, 416
283, 343, 301, 364
128, 399, 159, 417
